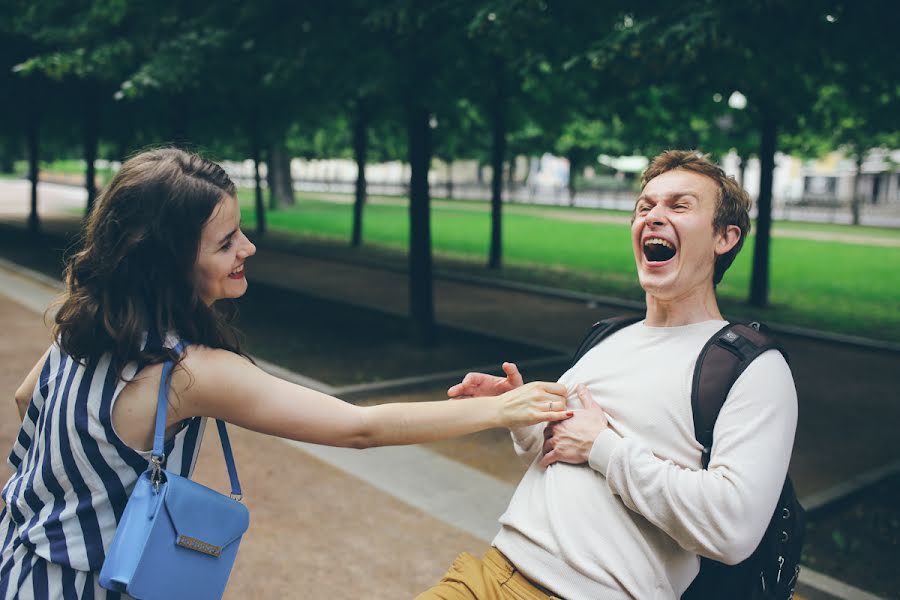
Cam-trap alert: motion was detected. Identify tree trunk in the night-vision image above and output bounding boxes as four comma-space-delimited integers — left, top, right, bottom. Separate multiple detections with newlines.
351, 99, 368, 247
266, 146, 277, 210
851, 151, 863, 226
84, 101, 99, 215
567, 152, 578, 207
749, 114, 776, 307
267, 139, 294, 209
488, 58, 507, 270
278, 143, 294, 205
407, 104, 436, 347
252, 127, 266, 236
445, 161, 453, 199
27, 109, 40, 236
738, 155, 746, 188
0, 138, 13, 173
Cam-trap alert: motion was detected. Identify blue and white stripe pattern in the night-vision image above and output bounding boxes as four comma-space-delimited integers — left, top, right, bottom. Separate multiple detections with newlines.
1, 339, 206, 599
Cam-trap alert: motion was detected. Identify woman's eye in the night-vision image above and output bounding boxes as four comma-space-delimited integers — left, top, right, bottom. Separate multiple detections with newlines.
220, 240, 233, 251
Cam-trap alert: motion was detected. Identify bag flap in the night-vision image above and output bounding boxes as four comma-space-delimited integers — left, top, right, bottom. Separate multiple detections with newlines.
162, 473, 249, 551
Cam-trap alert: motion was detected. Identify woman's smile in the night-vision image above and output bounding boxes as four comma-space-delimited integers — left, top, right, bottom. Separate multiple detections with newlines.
228, 264, 246, 280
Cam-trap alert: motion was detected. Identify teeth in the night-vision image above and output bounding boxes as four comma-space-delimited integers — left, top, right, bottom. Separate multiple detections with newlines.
644, 238, 673, 250
230, 265, 244, 275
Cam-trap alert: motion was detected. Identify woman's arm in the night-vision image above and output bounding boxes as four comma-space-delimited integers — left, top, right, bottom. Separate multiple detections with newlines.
15, 348, 50, 421
173, 347, 571, 448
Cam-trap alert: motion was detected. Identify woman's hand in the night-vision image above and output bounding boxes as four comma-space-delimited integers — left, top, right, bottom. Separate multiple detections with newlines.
448, 362, 523, 398
495, 381, 572, 428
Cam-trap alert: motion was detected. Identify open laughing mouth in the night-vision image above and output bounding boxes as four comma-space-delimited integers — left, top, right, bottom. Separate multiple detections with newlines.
228, 264, 245, 279
642, 237, 677, 264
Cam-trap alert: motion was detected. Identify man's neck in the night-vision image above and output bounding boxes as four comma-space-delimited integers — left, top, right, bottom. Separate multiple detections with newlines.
644, 285, 723, 327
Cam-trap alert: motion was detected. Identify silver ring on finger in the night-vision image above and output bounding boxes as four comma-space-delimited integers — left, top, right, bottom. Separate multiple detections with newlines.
548, 400, 554, 411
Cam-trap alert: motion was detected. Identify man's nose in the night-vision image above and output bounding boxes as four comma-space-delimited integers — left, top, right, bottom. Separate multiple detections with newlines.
645, 204, 668, 224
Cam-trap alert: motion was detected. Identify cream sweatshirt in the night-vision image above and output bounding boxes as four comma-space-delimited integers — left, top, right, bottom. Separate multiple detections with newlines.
493, 320, 797, 600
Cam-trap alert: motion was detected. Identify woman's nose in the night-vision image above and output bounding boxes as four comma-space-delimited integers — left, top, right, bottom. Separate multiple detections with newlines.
238, 237, 256, 258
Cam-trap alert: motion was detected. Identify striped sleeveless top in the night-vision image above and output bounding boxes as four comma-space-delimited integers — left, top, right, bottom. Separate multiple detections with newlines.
2, 338, 206, 572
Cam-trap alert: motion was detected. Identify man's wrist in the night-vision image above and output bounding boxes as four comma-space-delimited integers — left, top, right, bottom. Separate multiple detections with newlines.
588, 428, 623, 476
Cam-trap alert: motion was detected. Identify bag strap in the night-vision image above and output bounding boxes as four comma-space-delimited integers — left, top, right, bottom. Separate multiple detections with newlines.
152, 341, 243, 498
569, 314, 643, 368
691, 322, 788, 469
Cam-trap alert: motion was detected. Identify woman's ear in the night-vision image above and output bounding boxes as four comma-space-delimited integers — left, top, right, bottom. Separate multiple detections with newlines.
715, 224, 741, 256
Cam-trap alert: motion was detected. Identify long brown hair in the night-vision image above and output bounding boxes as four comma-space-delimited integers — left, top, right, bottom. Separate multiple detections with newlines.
54, 148, 245, 377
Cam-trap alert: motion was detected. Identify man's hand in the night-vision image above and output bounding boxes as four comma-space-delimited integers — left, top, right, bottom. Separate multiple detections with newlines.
540, 384, 609, 468
448, 362, 523, 399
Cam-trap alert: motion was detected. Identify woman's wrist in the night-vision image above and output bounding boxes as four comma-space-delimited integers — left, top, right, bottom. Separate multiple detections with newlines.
489, 393, 506, 428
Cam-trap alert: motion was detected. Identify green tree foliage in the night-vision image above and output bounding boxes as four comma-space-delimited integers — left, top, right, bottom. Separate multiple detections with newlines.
585, 1, 898, 307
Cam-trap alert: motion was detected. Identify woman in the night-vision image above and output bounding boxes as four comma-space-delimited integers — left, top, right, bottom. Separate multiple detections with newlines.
0, 148, 572, 598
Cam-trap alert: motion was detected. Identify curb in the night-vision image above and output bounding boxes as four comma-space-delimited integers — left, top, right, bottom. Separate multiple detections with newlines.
802, 459, 900, 518
799, 567, 888, 600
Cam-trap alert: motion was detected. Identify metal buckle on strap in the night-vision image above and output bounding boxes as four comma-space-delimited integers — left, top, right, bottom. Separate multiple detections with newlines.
150, 455, 164, 493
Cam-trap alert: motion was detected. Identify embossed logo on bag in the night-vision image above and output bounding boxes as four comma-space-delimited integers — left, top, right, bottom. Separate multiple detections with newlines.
176, 534, 222, 557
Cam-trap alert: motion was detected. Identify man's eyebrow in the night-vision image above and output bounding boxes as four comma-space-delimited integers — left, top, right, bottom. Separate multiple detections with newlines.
218, 228, 237, 245
637, 191, 699, 202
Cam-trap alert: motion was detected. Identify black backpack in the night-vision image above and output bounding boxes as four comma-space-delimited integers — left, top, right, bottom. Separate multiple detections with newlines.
570, 316, 806, 600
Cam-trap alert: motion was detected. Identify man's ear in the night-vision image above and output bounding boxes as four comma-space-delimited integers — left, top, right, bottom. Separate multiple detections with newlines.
715, 224, 741, 256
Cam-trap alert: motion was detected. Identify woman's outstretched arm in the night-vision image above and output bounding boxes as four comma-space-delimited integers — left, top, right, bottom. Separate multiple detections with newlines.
173, 346, 571, 448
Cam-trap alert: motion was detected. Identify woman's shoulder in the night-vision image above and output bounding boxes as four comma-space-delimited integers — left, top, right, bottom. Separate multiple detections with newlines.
173, 344, 253, 393
170, 344, 260, 420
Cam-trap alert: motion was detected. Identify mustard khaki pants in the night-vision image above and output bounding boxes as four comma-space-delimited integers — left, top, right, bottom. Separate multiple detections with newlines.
416, 548, 564, 600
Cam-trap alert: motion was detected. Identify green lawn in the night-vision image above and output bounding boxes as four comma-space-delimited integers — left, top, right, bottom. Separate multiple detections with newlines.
238, 190, 900, 342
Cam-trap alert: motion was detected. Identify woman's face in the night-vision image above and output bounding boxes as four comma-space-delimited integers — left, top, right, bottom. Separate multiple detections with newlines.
193, 195, 256, 305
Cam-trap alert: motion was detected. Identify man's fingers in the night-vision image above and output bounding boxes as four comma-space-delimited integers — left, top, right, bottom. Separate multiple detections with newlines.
531, 381, 568, 398
540, 450, 558, 469
449, 372, 494, 397
502, 362, 524, 387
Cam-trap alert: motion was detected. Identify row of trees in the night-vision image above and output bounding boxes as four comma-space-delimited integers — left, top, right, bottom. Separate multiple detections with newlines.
2, 1, 898, 345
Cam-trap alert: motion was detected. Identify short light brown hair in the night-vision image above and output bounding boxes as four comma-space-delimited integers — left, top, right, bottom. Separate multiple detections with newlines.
640, 150, 751, 285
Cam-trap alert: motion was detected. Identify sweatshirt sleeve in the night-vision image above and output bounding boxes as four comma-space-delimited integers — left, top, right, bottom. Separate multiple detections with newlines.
510, 423, 546, 464
588, 350, 797, 565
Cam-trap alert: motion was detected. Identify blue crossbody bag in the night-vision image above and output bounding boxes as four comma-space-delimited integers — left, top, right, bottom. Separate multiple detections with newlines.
99, 344, 250, 599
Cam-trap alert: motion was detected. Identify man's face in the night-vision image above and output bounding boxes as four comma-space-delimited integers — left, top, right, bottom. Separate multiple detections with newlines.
631, 169, 733, 301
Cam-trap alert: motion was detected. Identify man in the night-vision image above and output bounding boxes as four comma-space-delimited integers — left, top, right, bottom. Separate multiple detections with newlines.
416, 151, 797, 600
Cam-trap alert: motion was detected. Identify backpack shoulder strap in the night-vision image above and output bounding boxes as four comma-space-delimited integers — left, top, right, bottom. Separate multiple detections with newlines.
570, 314, 643, 369
693, 321, 788, 469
